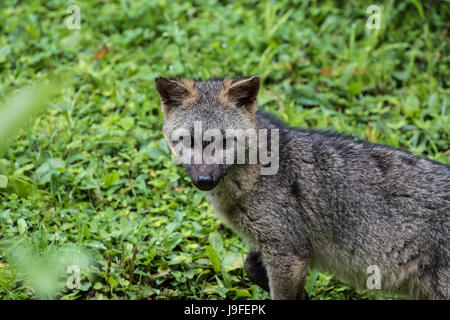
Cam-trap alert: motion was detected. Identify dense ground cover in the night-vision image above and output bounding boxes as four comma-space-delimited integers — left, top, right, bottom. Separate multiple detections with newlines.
0, 0, 448, 299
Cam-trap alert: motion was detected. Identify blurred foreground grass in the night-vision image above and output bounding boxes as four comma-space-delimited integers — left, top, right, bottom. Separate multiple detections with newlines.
0, 0, 448, 300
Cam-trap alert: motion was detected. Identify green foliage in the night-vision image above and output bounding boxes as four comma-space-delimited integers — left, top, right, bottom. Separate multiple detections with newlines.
0, 82, 60, 150
0, 0, 448, 300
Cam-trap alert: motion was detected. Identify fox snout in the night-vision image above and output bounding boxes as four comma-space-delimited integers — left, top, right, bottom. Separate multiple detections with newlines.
185, 164, 227, 191
195, 175, 216, 190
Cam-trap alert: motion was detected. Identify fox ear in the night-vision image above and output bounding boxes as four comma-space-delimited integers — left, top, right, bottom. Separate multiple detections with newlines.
155, 77, 191, 112
227, 76, 260, 111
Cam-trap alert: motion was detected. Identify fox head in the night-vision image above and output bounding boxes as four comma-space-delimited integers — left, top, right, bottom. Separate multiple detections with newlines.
155, 76, 261, 191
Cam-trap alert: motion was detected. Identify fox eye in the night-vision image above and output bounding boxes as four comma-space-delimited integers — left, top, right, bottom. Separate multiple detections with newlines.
173, 136, 184, 144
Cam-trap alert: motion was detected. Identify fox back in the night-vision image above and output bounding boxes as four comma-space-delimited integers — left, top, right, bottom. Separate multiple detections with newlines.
156, 76, 450, 299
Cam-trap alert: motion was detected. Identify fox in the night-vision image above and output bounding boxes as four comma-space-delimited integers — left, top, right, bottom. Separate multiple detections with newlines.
155, 75, 450, 300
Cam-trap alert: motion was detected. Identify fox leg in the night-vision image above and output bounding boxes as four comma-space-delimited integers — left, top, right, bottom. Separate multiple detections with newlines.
244, 248, 269, 291
430, 267, 450, 299
264, 254, 308, 300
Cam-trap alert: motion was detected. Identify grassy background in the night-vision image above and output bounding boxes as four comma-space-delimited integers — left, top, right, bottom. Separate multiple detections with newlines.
0, 0, 449, 300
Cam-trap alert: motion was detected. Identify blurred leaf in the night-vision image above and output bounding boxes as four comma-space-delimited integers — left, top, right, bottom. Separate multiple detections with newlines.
17, 218, 28, 235
7, 176, 33, 197
205, 245, 221, 273
93, 44, 109, 61
0, 83, 60, 150
305, 268, 320, 296
103, 172, 120, 188
347, 81, 363, 98
0, 175, 8, 189
222, 253, 243, 271
35, 158, 65, 185
208, 232, 225, 258
86, 240, 107, 250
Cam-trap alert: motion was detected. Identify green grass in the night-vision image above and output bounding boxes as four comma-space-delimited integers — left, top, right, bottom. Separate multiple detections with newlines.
0, 0, 449, 300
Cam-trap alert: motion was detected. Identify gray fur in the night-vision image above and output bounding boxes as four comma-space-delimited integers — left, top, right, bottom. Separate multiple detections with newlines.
156, 76, 450, 300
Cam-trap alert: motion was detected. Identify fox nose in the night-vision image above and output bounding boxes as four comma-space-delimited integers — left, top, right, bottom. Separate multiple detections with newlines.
197, 175, 215, 189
